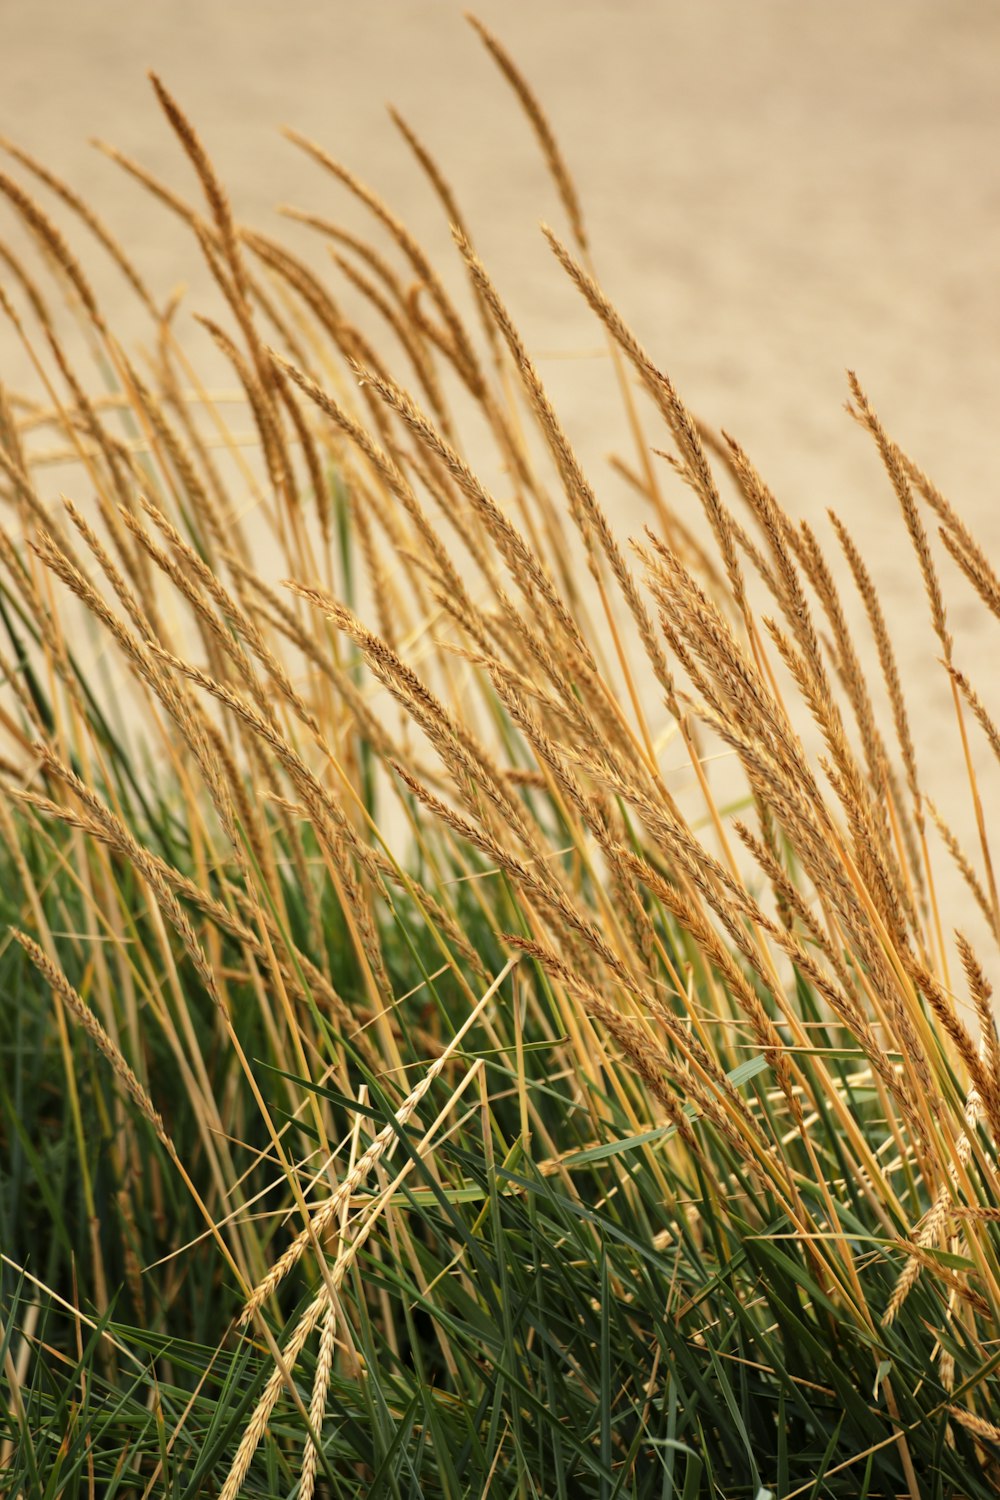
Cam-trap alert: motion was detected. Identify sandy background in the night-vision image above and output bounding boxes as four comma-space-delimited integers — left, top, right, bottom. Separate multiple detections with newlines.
3, 0, 1000, 955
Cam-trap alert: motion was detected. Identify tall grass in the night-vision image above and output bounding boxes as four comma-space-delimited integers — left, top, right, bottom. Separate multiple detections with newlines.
2, 17, 1000, 1496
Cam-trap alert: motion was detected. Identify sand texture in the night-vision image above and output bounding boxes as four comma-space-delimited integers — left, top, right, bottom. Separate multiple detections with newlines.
3, 0, 999, 949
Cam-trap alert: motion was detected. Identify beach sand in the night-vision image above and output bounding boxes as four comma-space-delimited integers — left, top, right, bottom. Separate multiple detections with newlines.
4, 0, 1000, 956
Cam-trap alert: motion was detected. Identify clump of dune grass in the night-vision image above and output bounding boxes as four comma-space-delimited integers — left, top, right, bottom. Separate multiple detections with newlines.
2, 16, 1000, 1497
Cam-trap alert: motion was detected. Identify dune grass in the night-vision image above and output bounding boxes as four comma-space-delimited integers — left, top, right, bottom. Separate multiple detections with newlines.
2, 16, 1000, 1497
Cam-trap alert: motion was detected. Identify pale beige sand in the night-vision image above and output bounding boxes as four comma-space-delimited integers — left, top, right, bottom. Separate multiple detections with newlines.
4, 1, 1000, 960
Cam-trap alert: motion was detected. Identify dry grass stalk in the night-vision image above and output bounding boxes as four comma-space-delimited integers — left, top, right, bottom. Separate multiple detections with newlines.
10, 929, 169, 1146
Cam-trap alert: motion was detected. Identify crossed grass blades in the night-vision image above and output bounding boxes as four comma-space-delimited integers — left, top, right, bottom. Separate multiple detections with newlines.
1, 14, 1000, 1497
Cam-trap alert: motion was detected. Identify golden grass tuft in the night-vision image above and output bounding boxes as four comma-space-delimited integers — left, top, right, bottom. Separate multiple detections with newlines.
2, 17, 1000, 1498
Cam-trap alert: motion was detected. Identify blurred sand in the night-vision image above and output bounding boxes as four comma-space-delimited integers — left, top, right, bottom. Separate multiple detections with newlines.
4, 0, 1000, 951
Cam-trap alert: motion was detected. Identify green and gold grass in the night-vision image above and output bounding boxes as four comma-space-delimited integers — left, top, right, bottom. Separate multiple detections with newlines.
2, 16, 1000, 1497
